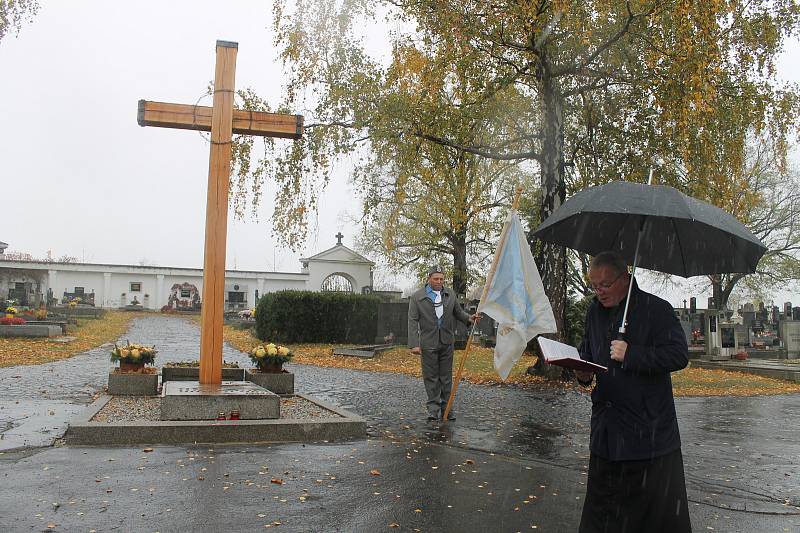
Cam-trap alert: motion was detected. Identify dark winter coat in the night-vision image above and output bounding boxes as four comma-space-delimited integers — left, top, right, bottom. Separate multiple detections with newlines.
408, 285, 471, 350
579, 280, 689, 461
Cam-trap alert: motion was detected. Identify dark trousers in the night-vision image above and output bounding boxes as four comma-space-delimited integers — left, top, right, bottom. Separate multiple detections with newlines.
579, 449, 692, 533
420, 343, 454, 417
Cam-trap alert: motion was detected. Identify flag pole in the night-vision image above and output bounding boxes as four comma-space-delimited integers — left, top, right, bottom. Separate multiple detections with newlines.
443, 185, 524, 423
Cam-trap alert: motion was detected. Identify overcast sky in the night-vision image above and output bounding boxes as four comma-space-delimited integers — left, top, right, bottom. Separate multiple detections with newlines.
0, 1, 362, 275
1, 1, 798, 307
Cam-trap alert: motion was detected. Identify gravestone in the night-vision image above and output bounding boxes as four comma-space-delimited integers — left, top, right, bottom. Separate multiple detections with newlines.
475, 314, 497, 338
780, 321, 800, 358
375, 302, 408, 345
679, 317, 692, 345
161, 381, 279, 420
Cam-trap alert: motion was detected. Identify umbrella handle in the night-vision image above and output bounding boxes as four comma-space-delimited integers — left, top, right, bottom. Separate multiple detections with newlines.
619, 216, 647, 336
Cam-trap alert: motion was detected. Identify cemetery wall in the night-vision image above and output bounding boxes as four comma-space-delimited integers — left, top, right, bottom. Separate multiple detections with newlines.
1, 243, 374, 310
1, 261, 309, 310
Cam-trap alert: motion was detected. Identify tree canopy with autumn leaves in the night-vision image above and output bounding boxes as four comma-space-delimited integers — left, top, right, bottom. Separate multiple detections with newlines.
232, 0, 800, 335
0, 0, 38, 43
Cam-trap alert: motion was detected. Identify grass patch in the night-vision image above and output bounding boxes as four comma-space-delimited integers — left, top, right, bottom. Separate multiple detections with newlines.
226, 325, 571, 389
224, 325, 800, 396
0, 311, 144, 368
672, 365, 800, 396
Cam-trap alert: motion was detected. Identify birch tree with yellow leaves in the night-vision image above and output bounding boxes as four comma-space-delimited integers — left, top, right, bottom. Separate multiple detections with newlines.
232, 0, 800, 337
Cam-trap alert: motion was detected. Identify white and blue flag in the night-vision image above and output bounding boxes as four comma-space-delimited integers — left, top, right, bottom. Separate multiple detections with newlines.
478, 211, 557, 380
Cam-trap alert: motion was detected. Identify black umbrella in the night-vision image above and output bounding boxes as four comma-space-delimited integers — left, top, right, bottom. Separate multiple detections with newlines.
532, 179, 767, 334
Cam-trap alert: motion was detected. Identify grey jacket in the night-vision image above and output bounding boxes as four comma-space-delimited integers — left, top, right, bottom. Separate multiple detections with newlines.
408, 285, 472, 350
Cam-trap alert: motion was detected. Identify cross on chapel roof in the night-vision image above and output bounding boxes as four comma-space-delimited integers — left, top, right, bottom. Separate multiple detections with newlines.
336, 232, 344, 245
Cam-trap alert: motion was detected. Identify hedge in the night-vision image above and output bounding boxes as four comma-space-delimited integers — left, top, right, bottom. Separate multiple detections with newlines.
255, 291, 381, 344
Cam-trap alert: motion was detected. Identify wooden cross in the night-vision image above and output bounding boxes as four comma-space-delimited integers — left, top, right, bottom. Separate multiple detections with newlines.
137, 40, 303, 384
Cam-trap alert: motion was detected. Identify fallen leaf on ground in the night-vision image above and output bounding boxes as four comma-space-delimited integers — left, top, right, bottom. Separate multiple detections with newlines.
370, 469, 381, 476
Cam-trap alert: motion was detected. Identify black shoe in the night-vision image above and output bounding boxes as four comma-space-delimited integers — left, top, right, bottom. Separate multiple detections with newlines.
443, 413, 456, 421
427, 415, 439, 422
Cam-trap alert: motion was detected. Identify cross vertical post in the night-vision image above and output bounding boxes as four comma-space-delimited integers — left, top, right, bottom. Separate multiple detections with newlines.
199, 40, 237, 384
137, 41, 303, 386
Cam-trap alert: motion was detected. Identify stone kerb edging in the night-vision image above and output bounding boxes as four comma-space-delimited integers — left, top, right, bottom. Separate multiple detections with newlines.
65, 394, 366, 445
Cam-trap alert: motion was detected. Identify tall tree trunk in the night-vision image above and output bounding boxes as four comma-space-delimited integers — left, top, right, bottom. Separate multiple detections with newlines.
713, 273, 744, 310
451, 230, 468, 297
533, 71, 568, 340
710, 276, 722, 310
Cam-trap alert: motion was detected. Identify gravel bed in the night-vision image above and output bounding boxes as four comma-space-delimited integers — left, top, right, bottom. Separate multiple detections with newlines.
91, 395, 341, 422
92, 397, 161, 422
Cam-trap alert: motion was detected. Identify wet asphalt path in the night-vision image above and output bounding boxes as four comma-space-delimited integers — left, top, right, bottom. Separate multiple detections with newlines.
0, 315, 798, 532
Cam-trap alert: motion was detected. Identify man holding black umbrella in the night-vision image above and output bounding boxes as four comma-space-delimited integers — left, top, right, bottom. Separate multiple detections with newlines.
575, 251, 691, 533
531, 178, 766, 532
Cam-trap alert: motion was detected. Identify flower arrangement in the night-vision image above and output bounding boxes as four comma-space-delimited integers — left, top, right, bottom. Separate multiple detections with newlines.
249, 342, 293, 371
110, 341, 158, 365
5, 306, 18, 316
35, 308, 47, 320
0, 316, 26, 325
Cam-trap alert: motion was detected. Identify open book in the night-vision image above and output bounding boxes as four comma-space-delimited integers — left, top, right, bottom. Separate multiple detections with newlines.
537, 337, 607, 373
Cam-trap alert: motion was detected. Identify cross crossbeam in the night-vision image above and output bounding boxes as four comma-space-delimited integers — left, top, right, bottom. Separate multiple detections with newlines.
138, 100, 303, 139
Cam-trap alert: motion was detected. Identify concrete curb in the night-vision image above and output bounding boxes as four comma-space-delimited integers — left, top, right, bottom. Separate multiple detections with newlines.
65, 394, 366, 445
692, 360, 800, 382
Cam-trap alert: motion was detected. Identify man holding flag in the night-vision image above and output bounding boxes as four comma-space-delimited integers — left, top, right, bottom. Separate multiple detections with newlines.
408, 266, 479, 422
440, 201, 557, 424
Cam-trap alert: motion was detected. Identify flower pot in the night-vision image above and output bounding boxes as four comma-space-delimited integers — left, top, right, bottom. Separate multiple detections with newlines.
257, 361, 284, 373
108, 371, 158, 395
246, 369, 294, 394
119, 361, 146, 373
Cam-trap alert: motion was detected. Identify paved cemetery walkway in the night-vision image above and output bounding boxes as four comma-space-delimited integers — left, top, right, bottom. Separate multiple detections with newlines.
0, 315, 799, 532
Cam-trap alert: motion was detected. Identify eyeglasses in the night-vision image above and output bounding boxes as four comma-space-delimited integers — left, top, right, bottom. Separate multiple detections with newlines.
589, 272, 625, 292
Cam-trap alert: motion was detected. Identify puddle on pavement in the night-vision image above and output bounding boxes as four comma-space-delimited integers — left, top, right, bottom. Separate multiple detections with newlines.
0, 400, 85, 452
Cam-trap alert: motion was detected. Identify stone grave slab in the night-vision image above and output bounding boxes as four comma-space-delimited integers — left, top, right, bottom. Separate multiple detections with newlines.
333, 343, 395, 359
0, 324, 62, 338
161, 381, 279, 421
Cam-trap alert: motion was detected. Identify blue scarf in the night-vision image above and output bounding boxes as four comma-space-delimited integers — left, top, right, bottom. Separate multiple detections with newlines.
425, 285, 444, 326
